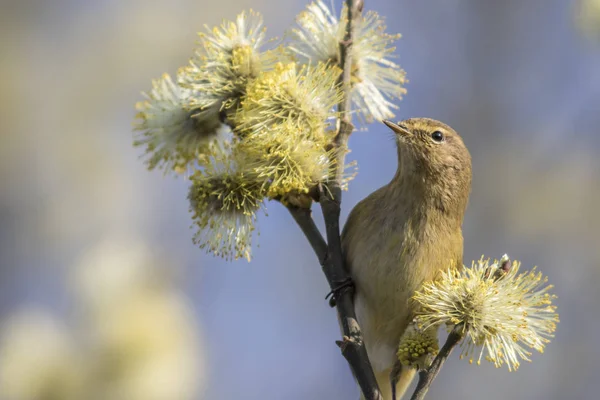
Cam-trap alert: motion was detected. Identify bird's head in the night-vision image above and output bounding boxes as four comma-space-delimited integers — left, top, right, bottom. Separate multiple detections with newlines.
383, 117, 472, 216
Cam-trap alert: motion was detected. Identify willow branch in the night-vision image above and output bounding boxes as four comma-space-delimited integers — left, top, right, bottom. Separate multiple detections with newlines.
318, 0, 382, 399
288, 0, 382, 400
287, 1, 381, 398
287, 202, 382, 400
409, 326, 464, 400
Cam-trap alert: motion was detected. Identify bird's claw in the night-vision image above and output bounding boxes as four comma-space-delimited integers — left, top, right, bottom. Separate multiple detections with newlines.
325, 277, 355, 307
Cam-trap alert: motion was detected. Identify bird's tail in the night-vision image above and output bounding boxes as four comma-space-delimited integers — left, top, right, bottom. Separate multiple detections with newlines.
359, 367, 416, 400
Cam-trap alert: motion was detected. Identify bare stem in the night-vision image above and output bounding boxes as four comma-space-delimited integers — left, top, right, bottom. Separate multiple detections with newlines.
320, 0, 382, 400
286, 1, 382, 398
409, 326, 464, 400
287, 203, 382, 400
286, 206, 327, 266
322, 0, 383, 398
291, 0, 382, 398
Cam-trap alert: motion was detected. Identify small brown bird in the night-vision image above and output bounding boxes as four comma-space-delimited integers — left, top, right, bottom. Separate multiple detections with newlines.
341, 118, 472, 399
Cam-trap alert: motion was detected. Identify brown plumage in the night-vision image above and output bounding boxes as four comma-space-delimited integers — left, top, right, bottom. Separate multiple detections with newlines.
341, 118, 472, 399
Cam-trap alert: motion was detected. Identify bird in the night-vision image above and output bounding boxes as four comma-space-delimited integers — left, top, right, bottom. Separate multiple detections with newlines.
341, 118, 472, 399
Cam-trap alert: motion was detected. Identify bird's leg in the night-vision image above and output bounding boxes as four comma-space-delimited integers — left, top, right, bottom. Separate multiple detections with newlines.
390, 359, 403, 400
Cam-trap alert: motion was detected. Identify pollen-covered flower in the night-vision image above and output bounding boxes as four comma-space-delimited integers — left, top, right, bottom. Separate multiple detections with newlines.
397, 321, 439, 370
183, 10, 276, 117
134, 73, 227, 173
72, 238, 205, 400
235, 62, 341, 137
234, 62, 340, 197
188, 156, 266, 261
243, 129, 333, 198
90, 291, 203, 400
0, 310, 83, 400
576, 0, 600, 38
288, 1, 407, 123
413, 256, 559, 371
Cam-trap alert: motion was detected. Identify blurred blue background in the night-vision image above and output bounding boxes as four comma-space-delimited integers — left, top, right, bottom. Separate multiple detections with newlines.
1, 0, 599, 399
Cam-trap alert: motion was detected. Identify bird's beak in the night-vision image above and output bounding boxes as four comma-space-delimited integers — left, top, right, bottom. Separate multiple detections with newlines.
383, 120, 411, 137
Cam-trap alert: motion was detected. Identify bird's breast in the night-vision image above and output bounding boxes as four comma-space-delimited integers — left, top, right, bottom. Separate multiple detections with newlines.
342, 197, 463, 344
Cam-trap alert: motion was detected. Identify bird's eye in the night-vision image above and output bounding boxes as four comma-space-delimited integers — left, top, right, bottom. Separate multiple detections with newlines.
431, 131, 444, 142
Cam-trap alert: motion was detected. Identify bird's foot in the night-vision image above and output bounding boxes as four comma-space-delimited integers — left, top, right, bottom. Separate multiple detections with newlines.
325, 277, 355, 307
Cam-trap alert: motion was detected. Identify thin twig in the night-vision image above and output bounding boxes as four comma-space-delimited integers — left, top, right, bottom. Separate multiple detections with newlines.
287, 1, 382, 398
409, 326, 464, 400
286, 206, 327, 266
287, 203, 382, 400
321, 0, 382, 398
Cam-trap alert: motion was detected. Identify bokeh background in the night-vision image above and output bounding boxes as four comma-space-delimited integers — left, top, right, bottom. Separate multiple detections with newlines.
1, 0, 599, 399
